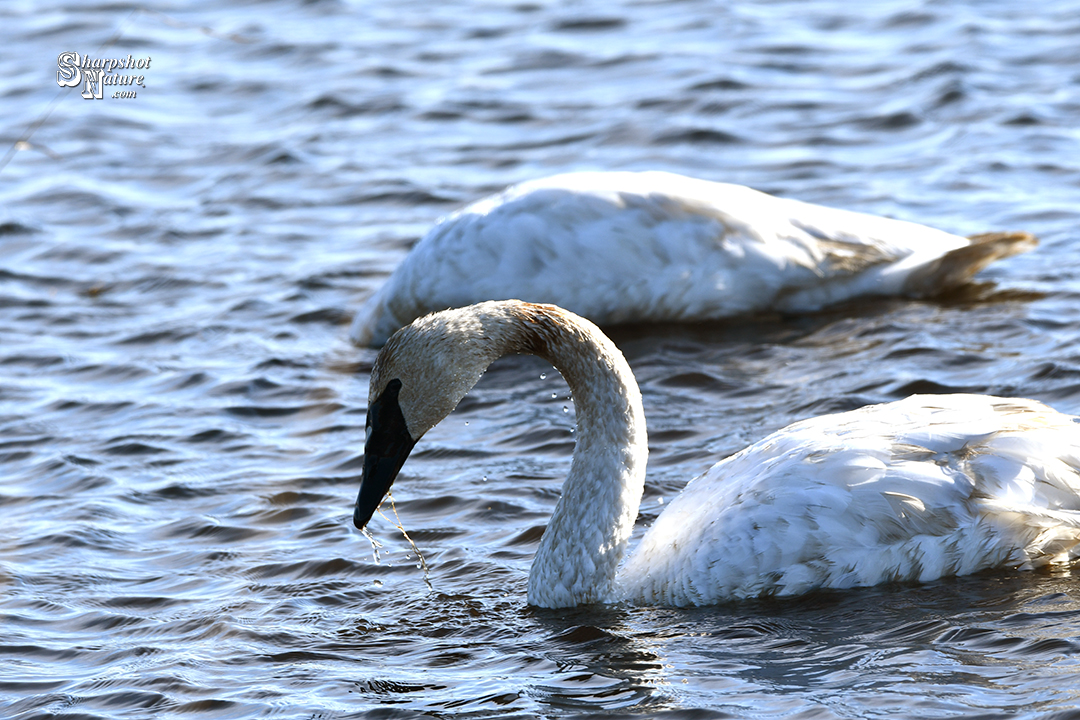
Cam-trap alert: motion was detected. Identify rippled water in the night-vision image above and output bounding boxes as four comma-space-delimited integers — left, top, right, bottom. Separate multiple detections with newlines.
3, 0, 1080, 717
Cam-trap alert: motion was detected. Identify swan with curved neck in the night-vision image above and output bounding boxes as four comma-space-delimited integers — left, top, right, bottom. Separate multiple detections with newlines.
353, 300, 1080, 607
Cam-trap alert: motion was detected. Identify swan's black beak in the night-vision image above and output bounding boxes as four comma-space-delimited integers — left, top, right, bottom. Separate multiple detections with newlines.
353, 379, 417, 530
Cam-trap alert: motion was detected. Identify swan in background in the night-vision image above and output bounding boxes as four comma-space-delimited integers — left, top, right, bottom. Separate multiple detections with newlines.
354, 300, 1080, 608
349, 171, 1036, 346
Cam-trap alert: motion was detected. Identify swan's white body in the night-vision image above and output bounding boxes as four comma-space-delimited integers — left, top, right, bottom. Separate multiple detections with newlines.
350, 171, 1035, 346
624, 395, 1080, 604
355, 301, 1080, 607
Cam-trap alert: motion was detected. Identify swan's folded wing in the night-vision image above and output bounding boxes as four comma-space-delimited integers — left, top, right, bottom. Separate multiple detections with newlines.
621, 394, 1080, 605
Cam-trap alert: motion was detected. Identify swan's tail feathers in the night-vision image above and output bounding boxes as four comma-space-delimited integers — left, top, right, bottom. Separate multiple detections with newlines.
983, 502, 1080, 568
902, 231, 1038, 297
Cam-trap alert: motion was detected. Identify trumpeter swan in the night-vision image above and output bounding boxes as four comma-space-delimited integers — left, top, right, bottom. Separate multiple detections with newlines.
350, 171, 1036, 346
353, 300, 1080, 607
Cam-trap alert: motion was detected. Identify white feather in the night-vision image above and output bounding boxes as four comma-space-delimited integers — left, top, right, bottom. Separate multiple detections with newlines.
621, 394, 1080, 605
350, 171, 1035, 346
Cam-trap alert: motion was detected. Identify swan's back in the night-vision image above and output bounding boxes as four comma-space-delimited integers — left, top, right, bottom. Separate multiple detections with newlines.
621, 394, 1080, 605
350, 171, 1035, 345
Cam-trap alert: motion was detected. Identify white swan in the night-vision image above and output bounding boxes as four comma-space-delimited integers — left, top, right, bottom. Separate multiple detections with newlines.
353, 300, 1080, 607
349, 171, 1036, 346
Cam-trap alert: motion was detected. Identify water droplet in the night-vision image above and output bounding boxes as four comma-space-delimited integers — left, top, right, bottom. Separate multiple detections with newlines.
373, 579, 383, 587
540, 373, 547, 380
551, 392, 558, 399
361, 528, 383, 564
482, 475, 488, 482
562, 406, 569, 413
464, 420, 469, 426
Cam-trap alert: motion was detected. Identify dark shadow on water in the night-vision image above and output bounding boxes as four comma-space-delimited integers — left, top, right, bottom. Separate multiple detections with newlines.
525, 603, 681, 715
603, 280, 1044, 355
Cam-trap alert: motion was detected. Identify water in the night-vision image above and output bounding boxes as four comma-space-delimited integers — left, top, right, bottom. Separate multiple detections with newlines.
3, 0, 1080, 717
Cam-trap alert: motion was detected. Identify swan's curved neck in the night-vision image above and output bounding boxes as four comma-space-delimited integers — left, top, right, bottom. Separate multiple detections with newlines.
496, 305, 648, 608
366, 301, 648, 607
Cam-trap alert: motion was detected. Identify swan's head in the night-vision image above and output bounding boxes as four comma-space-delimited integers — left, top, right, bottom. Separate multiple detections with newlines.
352, 302, 518, 529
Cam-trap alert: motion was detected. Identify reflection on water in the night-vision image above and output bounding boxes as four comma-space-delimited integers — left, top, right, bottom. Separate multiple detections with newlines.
3, 0, 1080, 717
